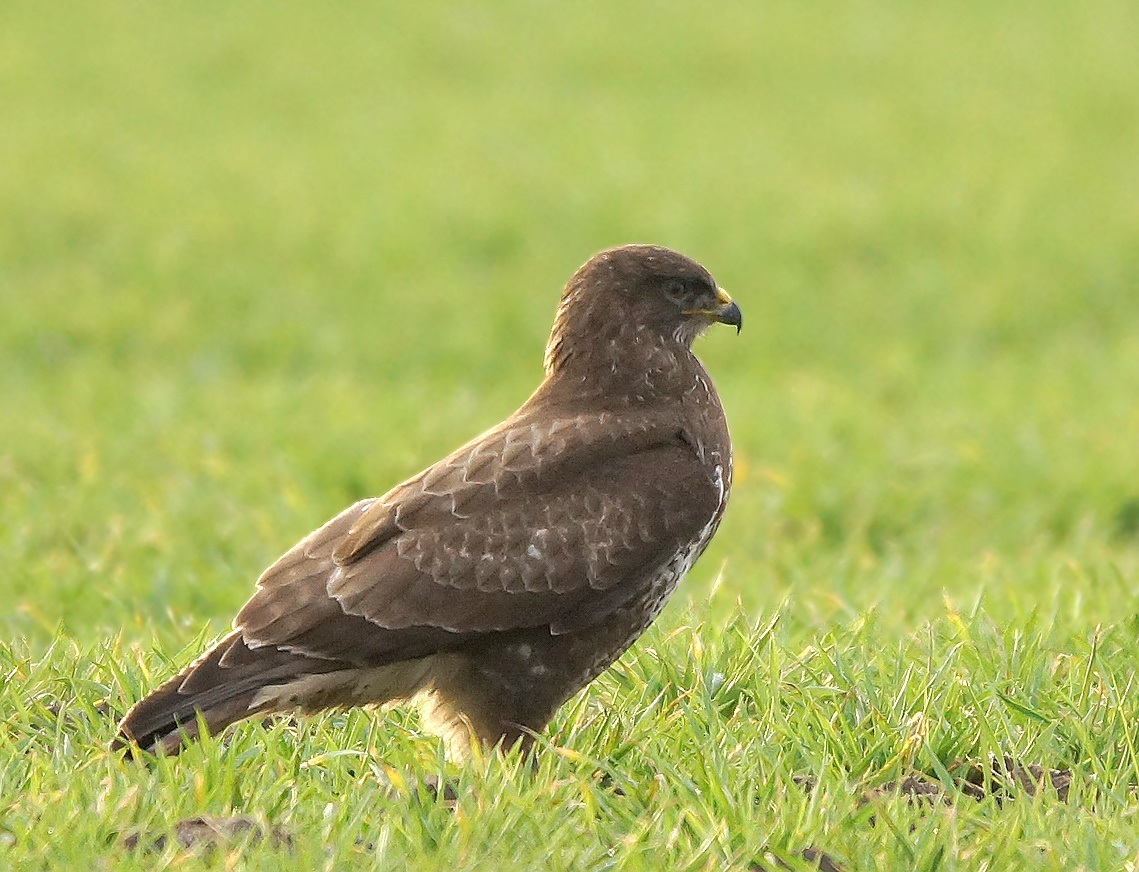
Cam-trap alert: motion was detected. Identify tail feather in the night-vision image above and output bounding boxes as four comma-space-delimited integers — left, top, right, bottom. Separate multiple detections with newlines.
113, 631, 341, 756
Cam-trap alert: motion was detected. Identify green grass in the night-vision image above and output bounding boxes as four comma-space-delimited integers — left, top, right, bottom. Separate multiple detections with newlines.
3, 0, 1139, 868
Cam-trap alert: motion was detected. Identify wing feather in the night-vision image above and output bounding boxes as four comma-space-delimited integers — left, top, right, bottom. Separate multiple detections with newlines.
233, 409, 719, 665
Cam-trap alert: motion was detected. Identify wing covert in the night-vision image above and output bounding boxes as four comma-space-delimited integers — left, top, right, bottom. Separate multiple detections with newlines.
234, 413, 721, 664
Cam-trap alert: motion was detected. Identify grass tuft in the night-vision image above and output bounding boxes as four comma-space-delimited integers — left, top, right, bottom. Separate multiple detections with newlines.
3, 0, 1139, 867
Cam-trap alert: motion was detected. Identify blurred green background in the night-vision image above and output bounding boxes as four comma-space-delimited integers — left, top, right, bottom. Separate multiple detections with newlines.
4, 4, 1139, 868
2, 0, 1138, 648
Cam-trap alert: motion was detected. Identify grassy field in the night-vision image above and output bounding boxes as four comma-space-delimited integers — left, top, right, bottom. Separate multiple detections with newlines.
3, 0, 1139, 868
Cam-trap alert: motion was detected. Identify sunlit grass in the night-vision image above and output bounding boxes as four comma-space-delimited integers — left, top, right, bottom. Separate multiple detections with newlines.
2, 0, 1138, 868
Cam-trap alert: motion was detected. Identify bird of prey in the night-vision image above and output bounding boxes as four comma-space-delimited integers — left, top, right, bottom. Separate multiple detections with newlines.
114, 244, 741, 760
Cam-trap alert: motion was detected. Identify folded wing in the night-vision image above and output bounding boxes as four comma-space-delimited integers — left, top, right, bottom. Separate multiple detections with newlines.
234, 410, 720, 665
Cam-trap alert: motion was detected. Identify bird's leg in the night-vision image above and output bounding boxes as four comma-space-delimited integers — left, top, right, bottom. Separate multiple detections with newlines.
414, 647, 562, 762
380, 770, 463, 804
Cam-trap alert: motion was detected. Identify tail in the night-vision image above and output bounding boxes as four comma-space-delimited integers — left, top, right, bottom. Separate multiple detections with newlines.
113, 631, 341, 757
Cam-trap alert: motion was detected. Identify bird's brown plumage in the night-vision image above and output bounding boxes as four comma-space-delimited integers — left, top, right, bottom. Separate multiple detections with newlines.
114, 244, 740, 759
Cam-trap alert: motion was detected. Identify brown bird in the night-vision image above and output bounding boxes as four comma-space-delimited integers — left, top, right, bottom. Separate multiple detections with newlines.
114, 244, 740, 759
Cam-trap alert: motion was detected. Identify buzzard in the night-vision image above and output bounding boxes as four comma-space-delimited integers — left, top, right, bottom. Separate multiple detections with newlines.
114, 244, 741, 759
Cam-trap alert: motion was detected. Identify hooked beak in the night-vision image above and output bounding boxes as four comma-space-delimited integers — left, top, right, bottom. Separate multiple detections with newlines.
683, 287, 742, 334
714, 287, 742, 334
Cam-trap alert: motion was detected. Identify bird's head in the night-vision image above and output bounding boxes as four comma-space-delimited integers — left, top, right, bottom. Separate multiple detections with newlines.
544, 245, 741, 377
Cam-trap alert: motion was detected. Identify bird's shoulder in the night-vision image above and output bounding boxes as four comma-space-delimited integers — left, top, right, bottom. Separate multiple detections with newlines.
327, 398, 706, 566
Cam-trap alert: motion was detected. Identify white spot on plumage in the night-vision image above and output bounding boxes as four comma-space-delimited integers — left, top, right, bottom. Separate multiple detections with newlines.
526, 528, 550, 562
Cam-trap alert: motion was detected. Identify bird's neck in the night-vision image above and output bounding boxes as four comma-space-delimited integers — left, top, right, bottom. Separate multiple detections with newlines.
538, 335, 707, 411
